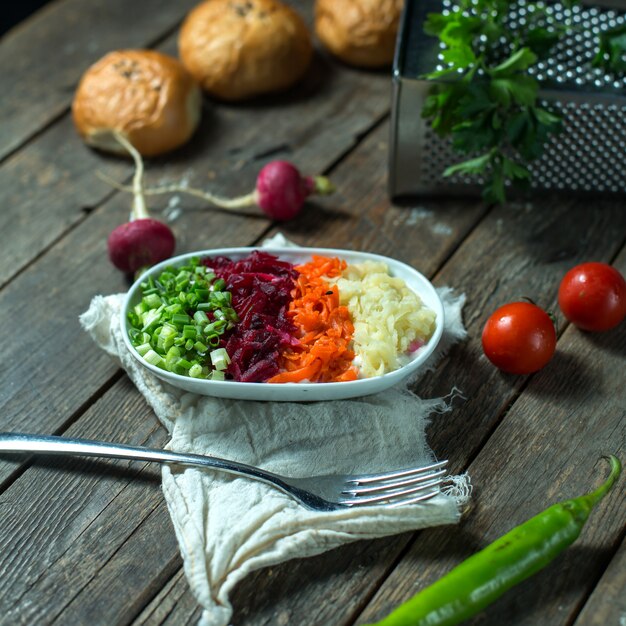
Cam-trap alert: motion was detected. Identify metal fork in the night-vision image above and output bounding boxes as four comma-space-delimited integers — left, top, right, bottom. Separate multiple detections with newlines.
0, 432, 448, 512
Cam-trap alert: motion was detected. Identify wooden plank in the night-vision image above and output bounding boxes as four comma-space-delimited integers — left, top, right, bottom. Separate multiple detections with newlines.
146, 195, 626, 625
573, 534, 626, 626
0, 184, 267, 488
3, 157, 623, 626
570, 246, 626, 626
133, 569, 202, 626
0, 377, 180, 626
50, 503, 181, 625
0, 118, 480, 620
134, 535, 405, 626
266, 121, 489, 274
121, 122, 487, 626
0, 53, 398, 623
0, 0, 324, 289
410, 198, 626, 466
357, 251, 626, 625
0, 8, 392, 288
0, 0, 199, 162
3, 4, 623, 622
0, 116, 129, 289
0, 32, 393, 486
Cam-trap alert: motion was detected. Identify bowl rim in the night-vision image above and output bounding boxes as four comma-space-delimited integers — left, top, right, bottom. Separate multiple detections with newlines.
120, 246, 445, 396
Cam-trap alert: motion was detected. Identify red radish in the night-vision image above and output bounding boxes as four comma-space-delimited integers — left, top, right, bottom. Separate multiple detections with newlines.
101, 159, 334, 222
254, 160, 333, 221
105, 132, 175, 274
108, 219, 175, 274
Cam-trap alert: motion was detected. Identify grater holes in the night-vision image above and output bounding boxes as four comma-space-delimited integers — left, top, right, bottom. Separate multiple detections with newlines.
420, 100, 626, 194
415, 1, 625, 195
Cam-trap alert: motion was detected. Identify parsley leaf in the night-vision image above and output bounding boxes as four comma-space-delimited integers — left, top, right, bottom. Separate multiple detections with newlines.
419, 0, 592, 203
593, 25, 626, 74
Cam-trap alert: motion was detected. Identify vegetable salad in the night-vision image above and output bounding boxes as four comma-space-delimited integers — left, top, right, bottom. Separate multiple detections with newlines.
127, 251, 437, 383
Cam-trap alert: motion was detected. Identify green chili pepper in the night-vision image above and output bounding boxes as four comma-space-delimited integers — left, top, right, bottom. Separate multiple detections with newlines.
368, 455, 622, 626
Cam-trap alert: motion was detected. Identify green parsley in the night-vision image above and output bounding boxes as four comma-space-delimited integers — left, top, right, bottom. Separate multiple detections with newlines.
593, 24, 626, 73
420, 0, 623, 203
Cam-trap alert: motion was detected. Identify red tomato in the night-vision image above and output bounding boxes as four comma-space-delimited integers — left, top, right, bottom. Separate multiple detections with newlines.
558, 262, 626, 332
482, 302, 556, 374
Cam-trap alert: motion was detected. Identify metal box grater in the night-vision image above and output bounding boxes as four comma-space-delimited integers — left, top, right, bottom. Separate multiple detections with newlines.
389, 0, 626, 199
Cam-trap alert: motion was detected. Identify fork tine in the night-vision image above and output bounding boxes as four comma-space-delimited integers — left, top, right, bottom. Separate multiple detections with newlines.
343, 468, 448, 496
340, 477, 445, 506
347, 460, 448, 485
386, 489, 441, 508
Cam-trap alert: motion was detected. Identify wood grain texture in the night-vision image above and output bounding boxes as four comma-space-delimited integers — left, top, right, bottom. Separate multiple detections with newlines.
412, 197, 626, 468
0, 116, 129, 289
571, 247, 626, 626
0, 18, 392, 288
133, 569, 203, 626
267, 120, 489, 276
115, 125, 626, 626
0, 377, 179, 626
573, 535, 626, 626
2, 1, 626, 624
120, 120, 489, 626
357, 252, 626, 626
0, 21, 392, 487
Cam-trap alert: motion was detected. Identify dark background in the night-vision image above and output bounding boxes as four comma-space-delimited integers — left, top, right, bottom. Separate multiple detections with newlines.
3, 0, 50, 36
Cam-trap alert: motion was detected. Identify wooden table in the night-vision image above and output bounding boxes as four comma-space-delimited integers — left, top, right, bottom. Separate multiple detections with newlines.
1, 1, 625, 624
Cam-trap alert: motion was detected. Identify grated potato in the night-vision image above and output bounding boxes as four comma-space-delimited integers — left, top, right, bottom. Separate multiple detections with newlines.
331, 261, 436, 377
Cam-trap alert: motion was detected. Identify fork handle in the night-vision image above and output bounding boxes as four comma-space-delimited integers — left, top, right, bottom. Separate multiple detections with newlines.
0, 432, 283, 488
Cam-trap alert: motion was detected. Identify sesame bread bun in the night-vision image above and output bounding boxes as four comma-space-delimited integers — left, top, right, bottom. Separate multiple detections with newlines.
72, 50, 202, 157
178, 0, 312, 101
315, 0, 403, 68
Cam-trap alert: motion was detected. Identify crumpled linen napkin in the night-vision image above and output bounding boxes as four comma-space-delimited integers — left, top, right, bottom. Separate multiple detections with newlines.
80, 236, 471, 626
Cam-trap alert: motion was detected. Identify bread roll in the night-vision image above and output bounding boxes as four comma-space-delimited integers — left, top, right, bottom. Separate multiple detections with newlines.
178, 0, 312, 101
315, 0, 404, 68
72, 50, 202, 157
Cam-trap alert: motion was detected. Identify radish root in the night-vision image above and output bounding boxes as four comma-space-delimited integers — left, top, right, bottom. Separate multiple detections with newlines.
96, 172, 257, 210
97, 146, 334, 222
97, 133, 257, 212
110, 131, 150, 220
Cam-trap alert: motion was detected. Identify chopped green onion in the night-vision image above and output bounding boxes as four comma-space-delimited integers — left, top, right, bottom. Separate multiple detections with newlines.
143, 293, 162, 309
194, 340, 208, 353
189, 364, 203, 378
205, 320, 227, 334
127, 260, 237, 379
206, 334, 220, 347
135, 342, 152, 356
144, 350, 165, 368
134, 302, 147, 316
194, 311, 209, 325
172, 313, 191, 326
183, 325, 197, 339
210, 348, 231, 371
141, 306, 164, 332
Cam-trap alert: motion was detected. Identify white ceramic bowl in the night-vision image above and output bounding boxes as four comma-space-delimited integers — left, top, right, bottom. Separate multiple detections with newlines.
121, 247, 444, 401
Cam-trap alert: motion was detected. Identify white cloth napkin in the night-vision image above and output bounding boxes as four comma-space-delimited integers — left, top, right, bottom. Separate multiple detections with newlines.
80, 236, 471, 626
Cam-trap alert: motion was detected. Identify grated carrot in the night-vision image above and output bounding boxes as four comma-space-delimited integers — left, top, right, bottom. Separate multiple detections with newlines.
268, 256, 358, 383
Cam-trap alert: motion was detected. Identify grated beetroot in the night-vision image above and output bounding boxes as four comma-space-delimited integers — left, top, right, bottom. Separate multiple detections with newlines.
202, 251, 299, 382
